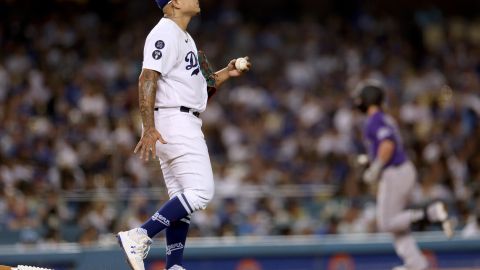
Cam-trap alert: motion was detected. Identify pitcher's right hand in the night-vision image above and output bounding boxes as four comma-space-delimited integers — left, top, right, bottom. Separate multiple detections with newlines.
134, 128, 167, 161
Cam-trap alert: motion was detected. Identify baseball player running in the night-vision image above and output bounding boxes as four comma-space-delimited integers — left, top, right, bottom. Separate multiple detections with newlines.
353, 81, 453, 270
117, 1, 251, 270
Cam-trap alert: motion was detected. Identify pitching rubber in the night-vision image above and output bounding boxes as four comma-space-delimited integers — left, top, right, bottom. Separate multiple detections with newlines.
0, 266, 54, 270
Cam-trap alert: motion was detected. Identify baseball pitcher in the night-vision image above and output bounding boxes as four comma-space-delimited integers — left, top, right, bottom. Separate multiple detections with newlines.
116, 1, 251, 270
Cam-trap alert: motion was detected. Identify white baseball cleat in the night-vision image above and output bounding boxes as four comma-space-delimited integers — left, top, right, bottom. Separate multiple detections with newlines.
167, 265, 186, 270
427, 201, 454, 238
441, 218, 455, 239
117, 228, 153, 270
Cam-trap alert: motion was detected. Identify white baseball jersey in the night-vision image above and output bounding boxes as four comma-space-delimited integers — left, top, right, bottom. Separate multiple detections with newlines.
143, 18, 208, 112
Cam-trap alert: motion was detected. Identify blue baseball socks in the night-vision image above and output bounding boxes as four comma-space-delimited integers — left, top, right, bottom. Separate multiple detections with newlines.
165, 216, 190, 268
141, 195, 190, 238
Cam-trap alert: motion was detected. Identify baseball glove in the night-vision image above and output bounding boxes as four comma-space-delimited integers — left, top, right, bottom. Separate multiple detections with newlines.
197, 50, 217, 99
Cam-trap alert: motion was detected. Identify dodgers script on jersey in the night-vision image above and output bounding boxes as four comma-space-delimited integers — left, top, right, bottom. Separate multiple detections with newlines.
364, 111, 407, 167
143, 18, 208, 112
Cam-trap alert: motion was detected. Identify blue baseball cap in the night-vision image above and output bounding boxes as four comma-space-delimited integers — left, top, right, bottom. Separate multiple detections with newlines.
155, 0, 171, 9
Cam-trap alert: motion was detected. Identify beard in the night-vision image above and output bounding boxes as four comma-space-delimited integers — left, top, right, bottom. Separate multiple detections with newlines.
356, 102, 368, 113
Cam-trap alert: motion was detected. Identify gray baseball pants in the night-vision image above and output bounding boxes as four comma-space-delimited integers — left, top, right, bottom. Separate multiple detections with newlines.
377, 161, 428, 270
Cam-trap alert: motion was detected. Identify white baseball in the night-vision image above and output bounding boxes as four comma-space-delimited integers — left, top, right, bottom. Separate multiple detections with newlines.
235, 57, 248, 71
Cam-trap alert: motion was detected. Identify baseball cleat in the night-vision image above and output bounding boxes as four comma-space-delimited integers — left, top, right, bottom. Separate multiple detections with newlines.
441, 218, 455, 239
117, 228, 153, 270
427, 201, 454, 238
167, 265, 186, 270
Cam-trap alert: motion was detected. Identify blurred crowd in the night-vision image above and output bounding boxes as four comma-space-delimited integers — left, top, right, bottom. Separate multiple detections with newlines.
0, 1, 480, 245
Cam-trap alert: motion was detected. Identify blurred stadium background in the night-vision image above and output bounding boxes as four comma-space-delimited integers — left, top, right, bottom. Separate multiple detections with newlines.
1, 0, 480, 269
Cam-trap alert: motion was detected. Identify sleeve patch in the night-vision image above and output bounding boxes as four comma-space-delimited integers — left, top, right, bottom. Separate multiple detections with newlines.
155, 40, 165, 49
152, 50, 162, 60
377, 127, 392, 140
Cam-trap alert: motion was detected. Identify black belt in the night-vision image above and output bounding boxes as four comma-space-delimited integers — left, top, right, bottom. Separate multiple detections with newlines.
390, 160, 407, 168
154, 106, 200, 118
